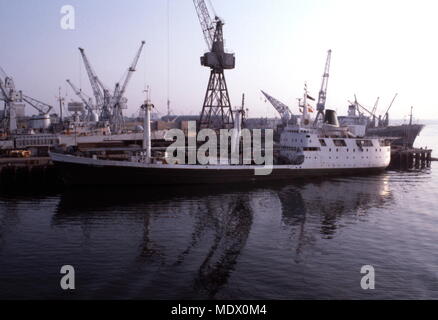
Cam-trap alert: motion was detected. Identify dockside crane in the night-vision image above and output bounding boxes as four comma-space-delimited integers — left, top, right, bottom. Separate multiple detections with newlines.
367, 97, 380, 127
0, 69, 22, 132
0, 73, 20, 105
0, 67, 7, 93
0, 77, 13, 130
78, 47, 111, 121
381, 93, 398, 127
349, 95, 376, 118
0, 75, 8, 102
66, 79, 96, 120
1, 68, 53, 132
372, 97, 380, 115
193, 0, 235, 130
261, 90, 294, 124
314, 50, 332, 125
21, 94, 53, 115
66, 79, 93, 109
109, 41, 145, 133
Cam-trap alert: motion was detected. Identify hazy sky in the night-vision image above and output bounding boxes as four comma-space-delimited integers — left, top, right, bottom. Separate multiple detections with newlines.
0, 0, 437, 122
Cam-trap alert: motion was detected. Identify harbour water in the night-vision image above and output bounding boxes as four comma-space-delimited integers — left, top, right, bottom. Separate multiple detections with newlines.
0, 124, 437, 299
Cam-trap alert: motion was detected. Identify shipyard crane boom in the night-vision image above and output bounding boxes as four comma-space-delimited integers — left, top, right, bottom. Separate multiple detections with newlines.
79, 48, 105, 109
380, 93, 398, 127
348, 96, 375, 118
0, 66, 7, 83
22, 94, 53, 115
108, 41, 145, 133
0, 68, 16, 100
112, 84, 120, 103
193, 0, 235, 129
111, 83, 121, 107
372, 97, 380, 115
0, 76, 17, 101
79, 47, 114, 121
355, 103, 375, 117
261, 90, 293, 123
193, 0, 215, 51
0, 78, 8, 101
383, 93, 398, 119
314, 50, 332, 125
66, 79, 94, 111
113, 41, 145, 106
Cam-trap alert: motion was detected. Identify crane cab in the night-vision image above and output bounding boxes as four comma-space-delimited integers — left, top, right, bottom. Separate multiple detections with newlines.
201, 52, 235, 70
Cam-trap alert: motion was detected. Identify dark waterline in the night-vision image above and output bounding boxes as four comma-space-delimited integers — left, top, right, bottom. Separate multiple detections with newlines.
0, 126, 437, 299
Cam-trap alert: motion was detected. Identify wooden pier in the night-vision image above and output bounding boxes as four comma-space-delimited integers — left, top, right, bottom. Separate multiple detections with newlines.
389, 147, 433, 170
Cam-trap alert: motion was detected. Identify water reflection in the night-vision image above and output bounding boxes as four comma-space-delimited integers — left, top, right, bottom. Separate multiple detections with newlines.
0, 193, 56, 249
279, 176, 392, 236
0, 198, 20, 249
53, 175, 393, 298
54, 185, 255, 298
193, 194, 252, 297
276, 176, 393, 262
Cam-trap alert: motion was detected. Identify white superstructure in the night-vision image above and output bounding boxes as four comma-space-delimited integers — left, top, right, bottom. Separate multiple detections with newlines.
278, 123, 391, 170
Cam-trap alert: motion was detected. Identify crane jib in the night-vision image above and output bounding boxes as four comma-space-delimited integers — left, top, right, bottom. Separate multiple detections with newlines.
193, 0, 216, 50
111, 41, 145, 107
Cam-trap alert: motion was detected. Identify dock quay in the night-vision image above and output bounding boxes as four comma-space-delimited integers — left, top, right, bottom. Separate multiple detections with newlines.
389, 147, 433, 170
0, 157, 60, 188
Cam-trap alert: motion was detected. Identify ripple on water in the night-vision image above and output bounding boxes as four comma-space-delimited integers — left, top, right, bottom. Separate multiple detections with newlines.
0, 167, 437, 299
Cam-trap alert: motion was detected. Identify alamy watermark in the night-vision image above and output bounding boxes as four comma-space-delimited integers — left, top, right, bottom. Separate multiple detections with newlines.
60, 5, 75, 30
360, 265, 375, 290
60, 265, 75, 290
57, 264, 376, 293
164, 121, 274, 176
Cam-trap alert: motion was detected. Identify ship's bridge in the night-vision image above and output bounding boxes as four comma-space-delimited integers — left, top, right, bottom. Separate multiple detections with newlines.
280, 125, 321, 149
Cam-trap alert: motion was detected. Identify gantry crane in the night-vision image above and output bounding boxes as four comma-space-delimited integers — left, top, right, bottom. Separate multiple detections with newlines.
193, 0, 235, 130
314, 50, 332, 125
261, 90, 294, 124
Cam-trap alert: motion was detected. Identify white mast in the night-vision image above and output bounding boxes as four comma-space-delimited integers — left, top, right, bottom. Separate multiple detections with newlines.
143, 102, 152, 163
301, 84, 309, 126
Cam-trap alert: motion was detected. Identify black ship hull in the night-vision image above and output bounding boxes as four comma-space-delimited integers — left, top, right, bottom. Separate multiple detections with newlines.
53, 159, 387, 186
367, 124, 424, 148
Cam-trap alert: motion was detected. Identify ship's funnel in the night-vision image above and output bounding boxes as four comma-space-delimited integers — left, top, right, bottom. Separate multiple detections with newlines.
324, 109, 339, 127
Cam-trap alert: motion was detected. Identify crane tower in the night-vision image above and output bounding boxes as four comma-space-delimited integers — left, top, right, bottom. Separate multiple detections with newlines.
193, 0, 235, 130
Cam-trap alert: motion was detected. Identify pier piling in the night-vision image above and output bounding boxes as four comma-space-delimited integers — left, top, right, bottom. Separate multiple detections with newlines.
389, 147, 432, 170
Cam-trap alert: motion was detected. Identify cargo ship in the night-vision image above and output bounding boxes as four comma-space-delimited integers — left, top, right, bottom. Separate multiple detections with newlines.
50, 103, 391, 186
339, 104, 424, 148
366, 124, 424, 148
